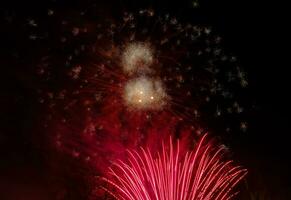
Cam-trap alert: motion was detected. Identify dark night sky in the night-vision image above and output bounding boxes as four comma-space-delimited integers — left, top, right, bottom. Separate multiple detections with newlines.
0, 0, 290, 199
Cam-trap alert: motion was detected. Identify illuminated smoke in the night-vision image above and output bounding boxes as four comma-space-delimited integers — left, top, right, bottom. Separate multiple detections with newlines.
123, 76, 168, 110
122, 42, 154, 74
102, 134, 247, 200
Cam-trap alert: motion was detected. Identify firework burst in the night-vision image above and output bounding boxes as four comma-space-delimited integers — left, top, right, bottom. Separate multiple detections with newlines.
122, 42, 154, 75
23, 7, 251, 199
123, 76, 168, 110
102, 134, 247, 200
37, 9, 250, 138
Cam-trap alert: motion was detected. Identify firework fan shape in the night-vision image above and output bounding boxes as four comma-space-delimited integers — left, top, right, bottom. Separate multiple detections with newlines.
102, 134, 247, 200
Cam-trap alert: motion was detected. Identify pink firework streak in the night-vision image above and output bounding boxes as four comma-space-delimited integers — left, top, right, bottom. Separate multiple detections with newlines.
101, 134, 247, 200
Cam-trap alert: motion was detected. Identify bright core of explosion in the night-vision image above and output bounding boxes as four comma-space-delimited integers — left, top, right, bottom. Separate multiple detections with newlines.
122, 42, 154, 74
123, 76, 168, 110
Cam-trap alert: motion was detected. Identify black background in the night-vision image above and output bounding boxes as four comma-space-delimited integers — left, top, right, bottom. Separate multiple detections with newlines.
0, 0, 290, 199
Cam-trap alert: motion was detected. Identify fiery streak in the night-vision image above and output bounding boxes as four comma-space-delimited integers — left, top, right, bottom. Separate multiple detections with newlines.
102, 134, 247, 200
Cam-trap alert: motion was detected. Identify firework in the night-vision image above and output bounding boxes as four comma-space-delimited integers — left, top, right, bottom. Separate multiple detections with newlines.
123, 76, 168, 110
26, 8, 251, 199
102, 134, 247, 200
36, 9, 250, 145
122, 42, 154, 75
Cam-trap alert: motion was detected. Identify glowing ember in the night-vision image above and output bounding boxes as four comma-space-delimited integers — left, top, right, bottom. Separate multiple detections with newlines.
122, 42, 154, 74
102, 134, 247, 200
123, 76, 168, 110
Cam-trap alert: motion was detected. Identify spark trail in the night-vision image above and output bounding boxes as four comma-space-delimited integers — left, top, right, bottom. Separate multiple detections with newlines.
102, 134, 247, 200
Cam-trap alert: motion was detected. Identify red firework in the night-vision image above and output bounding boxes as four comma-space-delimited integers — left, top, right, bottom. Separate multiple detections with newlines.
101, 134, 247, 200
